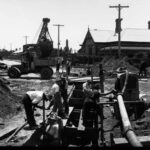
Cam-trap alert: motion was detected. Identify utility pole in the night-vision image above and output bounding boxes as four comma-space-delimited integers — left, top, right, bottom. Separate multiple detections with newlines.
23, 36, 29, 45
10, 43, 12, 51
109, 4, 129, 58
53, 24, 64, 57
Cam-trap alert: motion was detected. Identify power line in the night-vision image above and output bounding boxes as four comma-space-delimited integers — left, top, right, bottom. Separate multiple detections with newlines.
53, 24, 64, 57
109, 4, 129, 58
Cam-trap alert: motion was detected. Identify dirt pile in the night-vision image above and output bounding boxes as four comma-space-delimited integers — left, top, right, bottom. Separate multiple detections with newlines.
0, 77, 22, 120
92, 56, 139, 77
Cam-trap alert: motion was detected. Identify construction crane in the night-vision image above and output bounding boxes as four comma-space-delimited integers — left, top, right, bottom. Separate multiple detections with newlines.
8, 18, 54, 79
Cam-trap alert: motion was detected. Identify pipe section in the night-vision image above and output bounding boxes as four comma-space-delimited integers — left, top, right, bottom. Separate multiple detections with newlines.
117, 94, 143, 147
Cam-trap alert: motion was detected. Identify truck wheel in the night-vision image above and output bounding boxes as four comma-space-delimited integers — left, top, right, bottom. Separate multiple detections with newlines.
40, 67, 53, 79
8, 67, 21, 78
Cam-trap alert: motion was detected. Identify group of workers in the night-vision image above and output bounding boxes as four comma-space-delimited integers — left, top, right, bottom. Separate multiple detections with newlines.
22, 75, 69, 130
56, 58, 71, 76
81, 66, 148, 127
22, 63, 147, 131
22, 58, 72, 131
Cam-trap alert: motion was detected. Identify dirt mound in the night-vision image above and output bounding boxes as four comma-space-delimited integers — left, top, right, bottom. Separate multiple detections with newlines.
91, 56, 139, 77
0, 78, 22, 120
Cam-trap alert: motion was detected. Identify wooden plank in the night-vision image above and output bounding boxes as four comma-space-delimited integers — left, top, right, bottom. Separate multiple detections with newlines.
62, 107, 74, 126
77, 109, 85, 131
114, 135, 150, 145
113, 137, 128, 144
0, 128, 17, 140
70, 77, 99, 82
0, 125, 18, 139
5, 121, 28, 143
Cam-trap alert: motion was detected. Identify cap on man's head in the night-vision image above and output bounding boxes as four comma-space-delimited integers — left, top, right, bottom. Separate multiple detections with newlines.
116, 67, 127, 74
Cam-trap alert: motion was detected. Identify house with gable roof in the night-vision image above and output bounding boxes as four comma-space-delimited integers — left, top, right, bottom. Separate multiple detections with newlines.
78, 23, 150, 58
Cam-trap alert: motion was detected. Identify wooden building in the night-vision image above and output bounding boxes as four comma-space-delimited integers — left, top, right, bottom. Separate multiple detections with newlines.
78, 26, 150, 58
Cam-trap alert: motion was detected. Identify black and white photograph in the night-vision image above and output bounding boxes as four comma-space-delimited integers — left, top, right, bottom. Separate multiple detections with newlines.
0, 0, 150, 147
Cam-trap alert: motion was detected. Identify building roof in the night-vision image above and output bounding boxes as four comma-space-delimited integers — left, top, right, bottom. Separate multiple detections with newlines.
101, 46, 150, 50
90, 30, 115, 42
90, 28, 150, 43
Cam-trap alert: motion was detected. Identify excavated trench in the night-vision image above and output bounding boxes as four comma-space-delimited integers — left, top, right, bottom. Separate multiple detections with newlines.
0, 72, 150, 146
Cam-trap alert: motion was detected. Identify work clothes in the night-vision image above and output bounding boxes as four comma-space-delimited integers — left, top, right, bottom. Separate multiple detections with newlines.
82, 91, 103, 127
66, 60, 71, 75
51, 82, 65, 118
22, 91, 47, 127
56, 59, 61, 72
60, 77, 69, 114
82, 81, 93, 97
51, 83, 60, 96
83, 81, 91, 91
82, 81, 101, 126
26, 91, 46, 104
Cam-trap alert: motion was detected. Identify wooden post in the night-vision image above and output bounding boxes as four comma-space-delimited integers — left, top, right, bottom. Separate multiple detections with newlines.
100, 104, 105, 145
91, 67, 94, 90
43, 97, 45, 126
99, 64, 104, 93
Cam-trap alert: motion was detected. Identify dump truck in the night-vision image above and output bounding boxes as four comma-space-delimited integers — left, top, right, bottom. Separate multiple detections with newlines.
8, 18, 54, 79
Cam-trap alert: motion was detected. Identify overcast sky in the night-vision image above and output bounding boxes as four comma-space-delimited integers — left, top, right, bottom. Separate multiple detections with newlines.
0, 0, 150, 52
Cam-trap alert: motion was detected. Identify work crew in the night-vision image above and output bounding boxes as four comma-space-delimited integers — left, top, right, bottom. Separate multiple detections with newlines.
50, 77, 68, 119
82, 80, 113, 127
22, 91, 51, 129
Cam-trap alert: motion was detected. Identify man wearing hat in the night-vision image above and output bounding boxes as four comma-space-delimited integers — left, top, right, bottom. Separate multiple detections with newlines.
114, 67, 142, 118
60, 76, 69, 115
82, 81, 113, 127
114, 67, 138, 94
50, 77, 67, 119
22, 90, 52, 129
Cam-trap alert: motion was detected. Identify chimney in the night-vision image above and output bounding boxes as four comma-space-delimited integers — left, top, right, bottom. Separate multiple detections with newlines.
148, 21, 150, 29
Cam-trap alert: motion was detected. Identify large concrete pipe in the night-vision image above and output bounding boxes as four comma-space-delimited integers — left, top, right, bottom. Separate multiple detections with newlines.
117, 94, 143, 147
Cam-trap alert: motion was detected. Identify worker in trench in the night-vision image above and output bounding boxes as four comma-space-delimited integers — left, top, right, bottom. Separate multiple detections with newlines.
82, 80, 114, 127
41, 76, 69, 146
22, 77, 68, 130
59, 75, 69, 115
22, 91, 52, 129
48, 76, 69, 119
